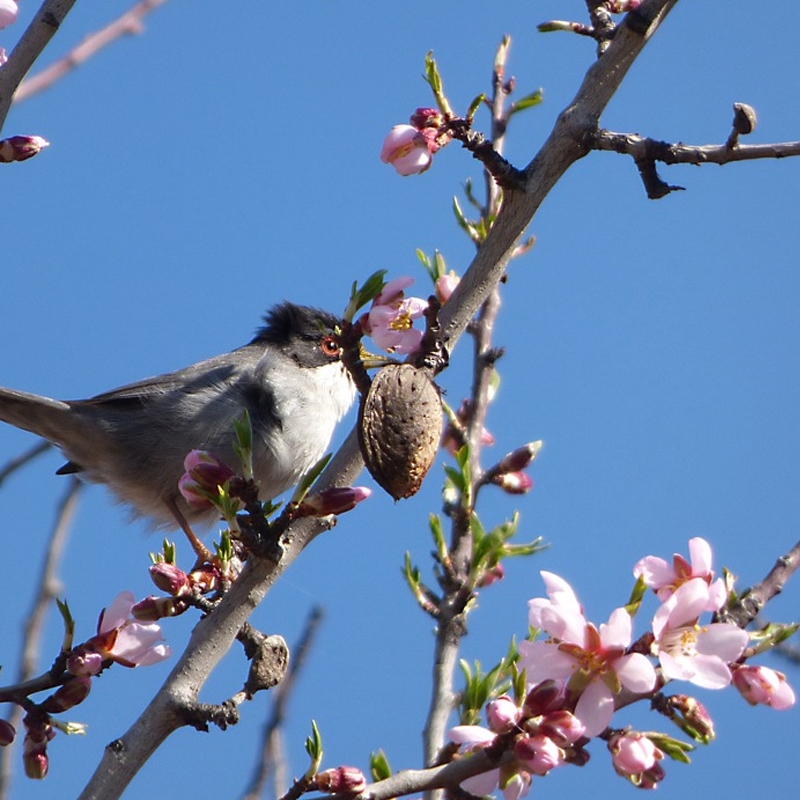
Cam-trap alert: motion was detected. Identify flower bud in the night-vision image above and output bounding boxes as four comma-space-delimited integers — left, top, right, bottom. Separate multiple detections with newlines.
477, 562, 505, 588
297, 486, 372, 517
608, 732, 665, 787
41, 677, 92, 713
492, 471, 533, 494
67, 646, 104, 677
409, 107, 444, 130
667, 694, 715, 742
149, 562, 190, 596
435, 272, 460, 304
380, 125, 433, 176
0, 719, 15, 746
0, 135, 50, 163
524, 680, 566, 717
0, 0, 18, 29
131, 595, 188, 621
731, 664, 796, 710
178, 450, 236, 509
188, 563, 221, 594
538, 710, 585, 747
497, 441, 542, 474
315, 766, 367, 795
486, 695, 521, 733
514, 733, 563, 776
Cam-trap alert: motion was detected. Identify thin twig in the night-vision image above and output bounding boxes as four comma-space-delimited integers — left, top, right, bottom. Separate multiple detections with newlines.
591, 128, 800, 198
0, 477, 81, 800
0, 440, 51, 488
718, 538, 800, 629
240, 606, 325, 800
13, 0, 172, 104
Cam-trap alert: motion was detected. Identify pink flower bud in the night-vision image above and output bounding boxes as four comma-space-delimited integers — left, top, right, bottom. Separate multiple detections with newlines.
0, 0, 18, 29
22, 714, 54, 780
486, 695, 521, 733
434, 272, 460, 304
608, 732, 665, 786
492, 471, 533, 494
538, 710, 585, 747
524, 680, 567, 717
497, 441, 542, 474
477, 562, 505, 588
41, 677, 92, 713
149, 562, 190, 595
23, 747, 49, 780
668, 694, 715, 741
380, 125, 433, 176
131, 595, 188, 621
67, 647, 104, 677
409, 107, 444, 130
0, 719, 15, 747
188, 563, 222, 593
0, 135, 50, 163
732, 664, 796, 710
315, 766, 367, 795
297, 486, 372, 517
178, 450, 236, 509
514, 733, 563, 776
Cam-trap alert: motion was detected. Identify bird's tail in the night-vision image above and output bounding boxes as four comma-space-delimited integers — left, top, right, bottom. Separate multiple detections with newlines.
0, 387, 77, 447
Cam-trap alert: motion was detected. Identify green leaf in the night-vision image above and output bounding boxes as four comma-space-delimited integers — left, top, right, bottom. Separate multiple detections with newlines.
625, 574, 649, 617
233, 409, 254, 480
343, 269, 388, 321
648, 732, 694, 763
304, 719, 323, 765
509, 88, 544, 116
56, 598, 75, 650
370, 750, 392, 782
466, 93, 485, 123
290, 453, 333, 505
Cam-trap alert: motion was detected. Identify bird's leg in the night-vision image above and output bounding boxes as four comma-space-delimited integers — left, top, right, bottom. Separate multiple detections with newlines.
164, 497, 215, 565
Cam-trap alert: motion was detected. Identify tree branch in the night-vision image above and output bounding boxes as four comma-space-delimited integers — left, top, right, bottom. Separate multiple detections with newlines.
13, 0, 172, 104
591, 127, 800, 198
0, 0, 78, 135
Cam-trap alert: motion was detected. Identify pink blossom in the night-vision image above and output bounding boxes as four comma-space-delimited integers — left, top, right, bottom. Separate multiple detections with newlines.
380, 125, 432, 176
448, 725, 533, 800
0, 0, 18, 29
89, 591, 171, 668
651, 578, 748, 689
634, 536, 726, 609
361, 276, 427, 355
731, 664, 796, 710
519, 572, 657, 737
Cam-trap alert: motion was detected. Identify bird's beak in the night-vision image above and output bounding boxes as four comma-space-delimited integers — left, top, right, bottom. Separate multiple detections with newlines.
358, 344, 396, 370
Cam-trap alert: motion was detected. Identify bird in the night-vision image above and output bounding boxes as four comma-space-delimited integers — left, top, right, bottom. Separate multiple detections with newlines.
0, 303, 361, 545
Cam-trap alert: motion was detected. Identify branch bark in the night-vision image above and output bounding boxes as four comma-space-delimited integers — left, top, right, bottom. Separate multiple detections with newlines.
0, 0, 78, 135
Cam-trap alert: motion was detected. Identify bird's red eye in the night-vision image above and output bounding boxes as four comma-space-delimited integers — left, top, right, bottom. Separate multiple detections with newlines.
320, 335, 340, 358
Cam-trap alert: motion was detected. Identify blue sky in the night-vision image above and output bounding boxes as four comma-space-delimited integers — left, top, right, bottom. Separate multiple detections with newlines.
1, 2, 799, 798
